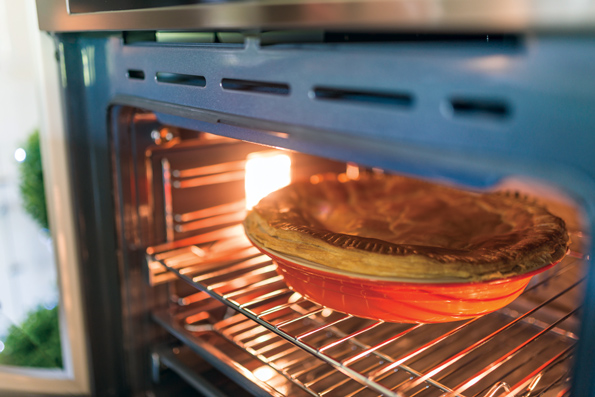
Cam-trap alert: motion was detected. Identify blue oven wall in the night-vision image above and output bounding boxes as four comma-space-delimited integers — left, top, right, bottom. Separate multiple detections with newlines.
57, 32, 595, 395
57, 34, 128, 396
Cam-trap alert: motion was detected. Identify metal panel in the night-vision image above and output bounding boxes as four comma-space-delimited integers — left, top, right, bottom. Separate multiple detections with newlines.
38, 0, 595, 33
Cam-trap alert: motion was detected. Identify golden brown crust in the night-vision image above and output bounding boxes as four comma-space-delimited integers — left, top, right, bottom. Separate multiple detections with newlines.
244, 174, 569, 281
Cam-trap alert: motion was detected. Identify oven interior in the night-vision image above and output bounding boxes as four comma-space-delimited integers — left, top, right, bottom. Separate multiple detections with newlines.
113, 107, 586, 397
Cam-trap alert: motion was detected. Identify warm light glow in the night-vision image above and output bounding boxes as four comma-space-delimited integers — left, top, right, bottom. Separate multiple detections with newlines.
253, 365, 276, 382
346, 163, 360, 180
288, 292, 302, 303
321, 308, 333, 317
14, 148, 26, 162
245, 151, 291, 210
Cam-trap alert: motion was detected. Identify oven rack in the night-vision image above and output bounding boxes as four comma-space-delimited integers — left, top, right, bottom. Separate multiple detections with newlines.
157, 280, 576, 397
147, 224, 584, 397
154, 298, 369, 396
152, 312, 311, 397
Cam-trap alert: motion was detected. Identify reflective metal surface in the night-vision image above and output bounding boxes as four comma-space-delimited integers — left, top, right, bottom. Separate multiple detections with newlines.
148, 213, 584, 396
38, 0, 595, 33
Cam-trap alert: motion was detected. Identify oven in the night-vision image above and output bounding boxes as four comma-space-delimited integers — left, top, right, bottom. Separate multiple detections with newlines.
34, 1, 595, 396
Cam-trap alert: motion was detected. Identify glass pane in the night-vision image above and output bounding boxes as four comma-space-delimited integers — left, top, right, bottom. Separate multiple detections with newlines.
0, 0, 62, 369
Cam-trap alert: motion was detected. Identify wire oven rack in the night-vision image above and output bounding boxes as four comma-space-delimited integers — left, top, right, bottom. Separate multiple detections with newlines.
147, 221, 585, 397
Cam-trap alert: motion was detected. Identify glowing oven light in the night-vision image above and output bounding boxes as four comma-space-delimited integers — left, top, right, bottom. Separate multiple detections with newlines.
253, 365, 276, 382
245, 151, 291, 210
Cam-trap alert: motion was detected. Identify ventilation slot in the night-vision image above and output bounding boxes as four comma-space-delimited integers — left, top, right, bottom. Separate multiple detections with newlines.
156, 72, 206, 87
127, 70, 145, 80
221, 78, 290, 96
323, 32, 519, 46
448, 98, 510, 120
313, 87, 413, 109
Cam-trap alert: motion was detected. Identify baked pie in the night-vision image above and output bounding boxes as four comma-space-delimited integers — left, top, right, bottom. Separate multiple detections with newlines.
244, 174, 569, 281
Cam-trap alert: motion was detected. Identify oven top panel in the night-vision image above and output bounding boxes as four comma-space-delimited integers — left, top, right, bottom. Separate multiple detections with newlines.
67, 0, 221, 14
39, 0, 595, 33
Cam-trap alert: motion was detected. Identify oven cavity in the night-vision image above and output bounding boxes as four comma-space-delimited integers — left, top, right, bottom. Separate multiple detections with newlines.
120, 110, 584, 397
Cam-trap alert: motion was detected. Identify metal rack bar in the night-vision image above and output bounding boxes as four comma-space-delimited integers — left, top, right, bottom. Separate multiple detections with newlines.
505, 347, 574, 397
150, 225, 584, 397
152, 313, 288, 397
176, 200, 246, 223
318, 321, 383, 353
256, 298, 308, 319
446, 308, 579, 396
368, 319, 480, 379
207, 313, 347, 396
176, 212, 247, 233
174, 160, 246, 179
174, 170, 245, 189
342, 323, 423, 366
394, 280, 582, 395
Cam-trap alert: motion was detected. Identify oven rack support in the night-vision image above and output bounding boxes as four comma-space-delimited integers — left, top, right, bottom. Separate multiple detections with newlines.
152, 314, 295, 397
151, 343, 230, 397
147, 227, 583, 397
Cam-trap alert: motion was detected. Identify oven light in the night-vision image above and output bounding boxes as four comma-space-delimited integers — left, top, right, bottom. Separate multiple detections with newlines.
253, 365, 276, 382
346, 163, 359, 180
14, 148, 26, 163
245, 151, 291, 210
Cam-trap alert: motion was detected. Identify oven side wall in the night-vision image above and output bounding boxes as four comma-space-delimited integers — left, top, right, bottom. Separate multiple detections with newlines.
56, 33, 129, 396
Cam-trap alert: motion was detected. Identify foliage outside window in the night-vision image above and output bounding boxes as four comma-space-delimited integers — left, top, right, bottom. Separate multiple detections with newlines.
18, 131, 49, 230
0, 306, 62, 368
0, 131, 62, 369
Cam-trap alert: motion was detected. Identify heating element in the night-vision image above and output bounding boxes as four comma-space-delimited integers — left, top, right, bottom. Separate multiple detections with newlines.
146, 175, 584, 396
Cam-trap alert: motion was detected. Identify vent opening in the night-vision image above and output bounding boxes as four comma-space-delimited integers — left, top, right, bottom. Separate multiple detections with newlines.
156, 72, 206, 87
448, 98, 510, 119
221, 78, 290, 96
313, 87, 413, 108
127, 69, 145, 80
323, 32, 519, 45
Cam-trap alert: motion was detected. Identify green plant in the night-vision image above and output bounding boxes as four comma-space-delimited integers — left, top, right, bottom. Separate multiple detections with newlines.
0, 305, 62, 368
18, 130, 49, 230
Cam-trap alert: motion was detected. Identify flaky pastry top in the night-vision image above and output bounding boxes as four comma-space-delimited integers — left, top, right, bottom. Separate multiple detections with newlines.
244, 174, 569, 281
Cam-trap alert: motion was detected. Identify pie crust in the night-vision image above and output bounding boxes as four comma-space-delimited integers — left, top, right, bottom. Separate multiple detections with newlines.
244, 174, 569, 281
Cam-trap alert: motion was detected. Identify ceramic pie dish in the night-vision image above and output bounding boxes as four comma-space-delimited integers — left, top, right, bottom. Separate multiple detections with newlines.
244, 173, 569, 322
248, 239, 561, 323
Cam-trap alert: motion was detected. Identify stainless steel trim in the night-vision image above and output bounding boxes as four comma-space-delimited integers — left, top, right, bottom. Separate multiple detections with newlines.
37, 0, 595, 33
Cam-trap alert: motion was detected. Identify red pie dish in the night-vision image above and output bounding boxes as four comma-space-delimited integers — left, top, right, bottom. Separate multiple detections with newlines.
250, 239, 561, 323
